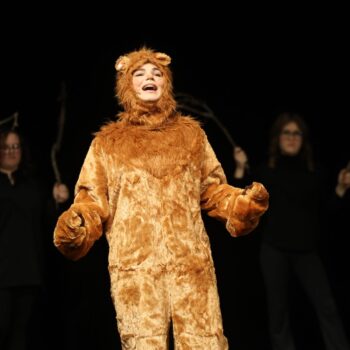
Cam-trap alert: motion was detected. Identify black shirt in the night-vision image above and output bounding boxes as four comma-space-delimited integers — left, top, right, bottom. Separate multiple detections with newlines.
0, 170, 44, 287
236, 155, 326, 252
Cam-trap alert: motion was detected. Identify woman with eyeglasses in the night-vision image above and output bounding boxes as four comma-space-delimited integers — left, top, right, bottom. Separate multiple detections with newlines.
233, 112, 350, 350
0, 127, 70, 350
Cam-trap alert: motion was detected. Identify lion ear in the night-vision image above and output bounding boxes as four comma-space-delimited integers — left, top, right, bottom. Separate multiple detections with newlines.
115, 55, 130, 72
155, 52, 171, 66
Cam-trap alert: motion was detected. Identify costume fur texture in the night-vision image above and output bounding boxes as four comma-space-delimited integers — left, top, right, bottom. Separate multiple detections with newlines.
54, 48, 269, 349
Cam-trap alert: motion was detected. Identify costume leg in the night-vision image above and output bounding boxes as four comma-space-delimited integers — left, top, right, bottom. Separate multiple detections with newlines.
110, 268, 171, 350
260, 243, 296, 350
170, 265, 229, 350
293, 252, 350, 350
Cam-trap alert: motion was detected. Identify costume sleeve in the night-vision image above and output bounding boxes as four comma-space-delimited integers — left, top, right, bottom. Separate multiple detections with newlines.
54, 138, 110, 260
200, 135, 269, 237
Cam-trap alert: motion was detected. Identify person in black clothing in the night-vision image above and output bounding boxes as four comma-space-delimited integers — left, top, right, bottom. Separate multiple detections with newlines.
328, 163, 350, 338
0, 127, 69, 350
233, 112, 350, 350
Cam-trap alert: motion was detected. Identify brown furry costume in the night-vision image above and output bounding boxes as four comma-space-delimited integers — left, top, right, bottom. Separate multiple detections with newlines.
54, 48, 269, 349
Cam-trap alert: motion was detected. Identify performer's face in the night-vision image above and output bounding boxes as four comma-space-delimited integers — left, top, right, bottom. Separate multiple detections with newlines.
279, 122, 303, 156
0, 132, 22, 173
132, 63, 164, 102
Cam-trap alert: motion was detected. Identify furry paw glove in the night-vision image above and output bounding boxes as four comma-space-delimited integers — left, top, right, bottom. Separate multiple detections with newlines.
202, 182, 269, 237
53, 204, 103, 260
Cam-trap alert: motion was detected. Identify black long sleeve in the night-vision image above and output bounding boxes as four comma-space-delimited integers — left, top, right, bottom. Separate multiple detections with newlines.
234, 155, 327, 251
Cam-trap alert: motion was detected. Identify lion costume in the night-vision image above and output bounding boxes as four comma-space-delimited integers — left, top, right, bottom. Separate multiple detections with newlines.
54, 48, 269, 349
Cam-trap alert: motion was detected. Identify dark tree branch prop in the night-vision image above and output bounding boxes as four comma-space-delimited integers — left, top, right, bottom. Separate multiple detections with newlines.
175, 92, 236, 148
175, 93, 251, 173
0, 112, 19, 129
51, 82, 67, 184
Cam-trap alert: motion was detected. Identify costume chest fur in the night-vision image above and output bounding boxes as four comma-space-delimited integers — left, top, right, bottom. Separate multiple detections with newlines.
96, 115, 204, 179
82, 115, 223, 271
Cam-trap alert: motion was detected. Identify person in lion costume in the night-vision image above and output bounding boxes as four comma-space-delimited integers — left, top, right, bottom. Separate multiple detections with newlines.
53, 47, 269, 349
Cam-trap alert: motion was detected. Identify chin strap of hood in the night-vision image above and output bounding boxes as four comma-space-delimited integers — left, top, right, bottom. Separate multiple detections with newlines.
115, 48, 177, 127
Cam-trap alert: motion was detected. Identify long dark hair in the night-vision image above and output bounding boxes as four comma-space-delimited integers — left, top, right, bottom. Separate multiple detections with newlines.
268, 112, 314, 171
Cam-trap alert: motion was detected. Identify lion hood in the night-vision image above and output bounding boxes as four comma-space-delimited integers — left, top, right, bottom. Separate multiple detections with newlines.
115, 47, 177, 127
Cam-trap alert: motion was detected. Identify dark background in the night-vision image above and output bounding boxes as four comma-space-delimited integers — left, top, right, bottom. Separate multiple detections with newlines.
1, 7, 349, 349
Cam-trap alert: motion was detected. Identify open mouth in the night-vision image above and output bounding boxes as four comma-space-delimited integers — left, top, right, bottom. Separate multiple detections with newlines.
142, 84, 157, 91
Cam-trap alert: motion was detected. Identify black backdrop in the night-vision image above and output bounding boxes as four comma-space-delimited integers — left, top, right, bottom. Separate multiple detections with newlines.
1, 11, 349, 349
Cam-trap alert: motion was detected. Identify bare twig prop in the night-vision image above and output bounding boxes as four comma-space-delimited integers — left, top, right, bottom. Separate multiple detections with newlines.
51, 82, 67, 184
175, 93, 251, 173
0, 111, 19, 129
175, 92, 236, 148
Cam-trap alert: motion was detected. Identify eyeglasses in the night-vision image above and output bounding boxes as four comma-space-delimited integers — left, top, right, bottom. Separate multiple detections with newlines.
0, 143, 21, 153
281, 130, 303, 138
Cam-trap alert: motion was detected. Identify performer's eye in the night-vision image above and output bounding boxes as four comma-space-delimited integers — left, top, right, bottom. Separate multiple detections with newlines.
133, 70, 144, 77
154, 70, 162, 77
